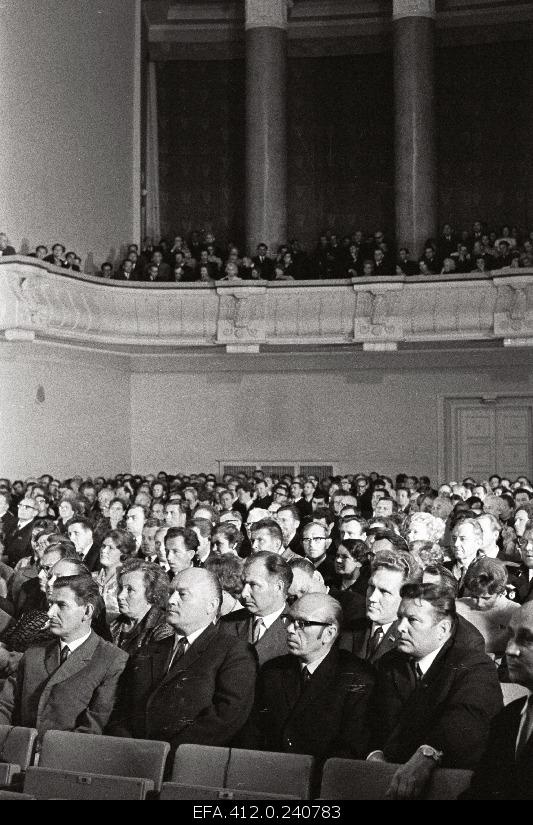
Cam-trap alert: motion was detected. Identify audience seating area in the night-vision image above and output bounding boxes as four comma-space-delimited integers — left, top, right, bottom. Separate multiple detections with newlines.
2, 220, 533, 282
0, 733, 475, 800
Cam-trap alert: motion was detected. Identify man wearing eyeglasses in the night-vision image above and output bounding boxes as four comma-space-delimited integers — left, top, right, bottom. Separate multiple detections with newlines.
242, 593, 375, 759
301, 521, 337, 588
5, 498, 38, 567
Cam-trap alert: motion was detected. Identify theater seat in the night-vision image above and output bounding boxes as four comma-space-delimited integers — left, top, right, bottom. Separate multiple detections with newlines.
0, 725, 38, 787
169, 745, 314, 799
35, 731, 169, 793
23, 766, 153, 800
426, 768, 473, 799
319, 759, 398, 799
319, 758, 473, 800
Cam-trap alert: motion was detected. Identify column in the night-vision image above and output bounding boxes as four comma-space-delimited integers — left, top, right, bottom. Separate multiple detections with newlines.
393, 0, 437, 256
245, 0, 288, 255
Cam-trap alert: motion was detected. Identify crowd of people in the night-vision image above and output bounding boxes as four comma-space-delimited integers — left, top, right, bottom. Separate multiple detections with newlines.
0, 466, 531, 798
2, 220, 533, 283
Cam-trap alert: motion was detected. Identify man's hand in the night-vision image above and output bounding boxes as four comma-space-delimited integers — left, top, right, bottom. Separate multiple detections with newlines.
385, 750, 437, 800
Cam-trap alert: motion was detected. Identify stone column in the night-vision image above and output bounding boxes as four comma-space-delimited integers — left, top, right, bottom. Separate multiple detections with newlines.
245, 0, 288, 256
393, 0, 437, 257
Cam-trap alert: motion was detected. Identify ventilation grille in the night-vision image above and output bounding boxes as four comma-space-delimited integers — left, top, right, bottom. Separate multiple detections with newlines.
299, 465, 334, 479
220, 463, 335, 479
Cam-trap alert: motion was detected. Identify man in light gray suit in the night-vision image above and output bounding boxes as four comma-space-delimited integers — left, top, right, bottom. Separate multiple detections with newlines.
221, 551, 292, 666
0, 575, 128, 738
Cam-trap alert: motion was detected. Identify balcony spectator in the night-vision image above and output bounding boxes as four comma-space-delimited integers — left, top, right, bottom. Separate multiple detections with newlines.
0, 233, 16, 256
44, 243, 67, 268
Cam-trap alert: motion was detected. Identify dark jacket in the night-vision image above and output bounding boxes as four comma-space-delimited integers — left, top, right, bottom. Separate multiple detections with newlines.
462, 695, 533, 799
244, 646, 375, 760
110, 605, 172, 656
371, 625, 503, 769
109, 622, 256, 758
221, 607, 289, 666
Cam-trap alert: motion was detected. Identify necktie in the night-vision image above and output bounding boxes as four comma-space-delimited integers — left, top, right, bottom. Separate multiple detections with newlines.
300, 666, 312, 694
516, 695, 533, 758
167, 637, 187, 671
252, 618, 264, 644
367, 626, 384, 659
59, 645, 70, 665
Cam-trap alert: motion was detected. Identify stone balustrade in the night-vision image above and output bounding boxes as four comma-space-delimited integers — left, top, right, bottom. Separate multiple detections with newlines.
1, 257, 532, 353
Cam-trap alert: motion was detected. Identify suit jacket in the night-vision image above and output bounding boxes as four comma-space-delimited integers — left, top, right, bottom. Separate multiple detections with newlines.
371, 627, 503, 769
0, 632, 128, 737
509, 566, 533, 604
109, 623, 256, 758
81, 543, 101, 574
5, 520, 35, 567
0, 511, 17, 541
463, 696, 533, 799
221, 607, 289, 666
341, 614, 485, 661
244, 647, 375, 760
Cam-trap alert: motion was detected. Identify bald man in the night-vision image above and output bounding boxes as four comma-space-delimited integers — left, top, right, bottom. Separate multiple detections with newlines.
243, 593, 375, 759
109, 568, 257, 768
464, 602, 533, 800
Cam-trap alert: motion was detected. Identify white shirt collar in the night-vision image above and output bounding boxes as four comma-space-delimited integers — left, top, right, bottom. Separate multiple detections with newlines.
371, 621, 394, 637
303, 648, 331, 675
256, 606, 285, 630
175, 621, 212, 647
60, 630, 92, 654
416, 639, 449, 675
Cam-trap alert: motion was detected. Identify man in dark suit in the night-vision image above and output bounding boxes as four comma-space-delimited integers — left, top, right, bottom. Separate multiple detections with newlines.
0, 575, 128, 737
464, 602, 533, 800
244, 593, 375, 760
340, 549, 420, 662
109, 568, 256, 767
509, 527, 533, 604
252, 243, 275, 280
369, 582, 503, 799
0, 490, 17, 544
5, 498, 38, 567
221, 551, 291, 666
67, 517, 101, 573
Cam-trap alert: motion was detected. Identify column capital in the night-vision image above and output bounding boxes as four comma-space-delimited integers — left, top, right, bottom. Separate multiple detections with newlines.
245, 0, 289, 30
393, 0, 435, 20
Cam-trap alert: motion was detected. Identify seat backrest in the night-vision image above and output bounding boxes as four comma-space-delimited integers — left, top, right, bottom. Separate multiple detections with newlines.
319, 758, 399, 800
171, 744, 231, 786
160, 782, 295, 800
39, 731, 169, 792
24, 766, 153, 800
226, 749, 314, 799
425, 768, 473, 800
0, 725, 38, 770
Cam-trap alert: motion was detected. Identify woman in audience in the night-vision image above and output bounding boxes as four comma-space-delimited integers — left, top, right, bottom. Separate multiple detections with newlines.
94, 528, 137, 622
56, 496, 83, 534
331, 538, 369, 625
205, 554, 244, 615
210, 522, 242, 557
404, 511, 446, 556
110, 558, 172, 654
108, 497, 127, 530
456, 557, 519, 660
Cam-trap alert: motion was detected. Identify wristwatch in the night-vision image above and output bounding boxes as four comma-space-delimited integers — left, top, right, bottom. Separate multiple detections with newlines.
417, 745, 443, 764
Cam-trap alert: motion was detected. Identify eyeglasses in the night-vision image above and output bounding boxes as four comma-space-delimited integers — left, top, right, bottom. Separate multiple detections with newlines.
282, 614, 332, 630
302, 536, 327, 544
19, 503, 38, 511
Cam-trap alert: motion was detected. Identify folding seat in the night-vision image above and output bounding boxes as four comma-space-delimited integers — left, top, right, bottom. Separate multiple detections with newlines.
0, 725, 38, 787
23, 731, 169, 800
319, 758, 398, 800
161, 745, 314, 800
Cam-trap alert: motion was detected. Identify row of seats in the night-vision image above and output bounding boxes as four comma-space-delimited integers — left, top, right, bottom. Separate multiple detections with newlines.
0, 729, 474, 801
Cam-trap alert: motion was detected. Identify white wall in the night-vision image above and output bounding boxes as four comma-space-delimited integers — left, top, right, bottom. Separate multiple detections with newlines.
0, 346, 131, 478
0, 0, 141, 268
130, 359, 533, 481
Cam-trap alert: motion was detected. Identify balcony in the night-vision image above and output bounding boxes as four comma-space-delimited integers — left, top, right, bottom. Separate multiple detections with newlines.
1, 256, 532, 354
